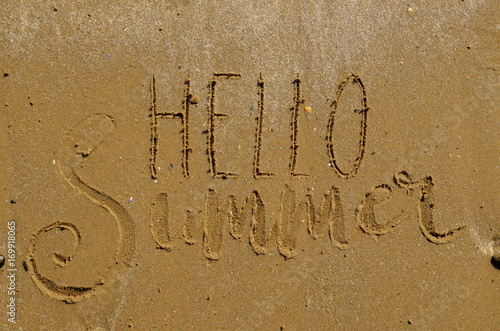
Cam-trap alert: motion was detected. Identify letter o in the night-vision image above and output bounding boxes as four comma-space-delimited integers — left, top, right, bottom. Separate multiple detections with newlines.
327, 74, 369, 178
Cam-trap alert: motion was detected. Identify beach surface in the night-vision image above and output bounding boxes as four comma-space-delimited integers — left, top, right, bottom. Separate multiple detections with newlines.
0, 1, 498, 329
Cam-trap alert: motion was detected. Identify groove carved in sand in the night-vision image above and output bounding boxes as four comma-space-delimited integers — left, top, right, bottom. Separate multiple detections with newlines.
416, 176, 466, 243
26, 114, 135, 303
207, 73, 241, 179
327, 74, 369, 179
356, 184, 405, 235
393, 171, 466, 243
150, 193, 172, 250
278, 185, 350, 258
202, 189, 267, 260
149, 75, 191, 179
289, 75, 309, 179
253, 74, 275, 179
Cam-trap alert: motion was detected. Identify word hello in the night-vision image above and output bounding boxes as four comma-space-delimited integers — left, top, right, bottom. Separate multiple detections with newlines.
149, 73, 367, 179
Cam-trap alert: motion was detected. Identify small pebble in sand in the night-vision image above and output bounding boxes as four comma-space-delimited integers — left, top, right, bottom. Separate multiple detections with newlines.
0, 255, 4, 268
188, 93, 199, 104
305, 106, 312, 113
492, 238, 500, 267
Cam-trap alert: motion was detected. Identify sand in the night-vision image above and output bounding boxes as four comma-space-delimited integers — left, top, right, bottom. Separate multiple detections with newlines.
0, 0, 499, 330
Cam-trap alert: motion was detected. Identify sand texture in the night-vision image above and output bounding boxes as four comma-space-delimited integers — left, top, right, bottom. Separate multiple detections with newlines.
0, 0, 499, 330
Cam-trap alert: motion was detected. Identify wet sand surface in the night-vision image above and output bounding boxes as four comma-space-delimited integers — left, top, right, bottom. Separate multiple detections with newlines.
0, 1, 499, 330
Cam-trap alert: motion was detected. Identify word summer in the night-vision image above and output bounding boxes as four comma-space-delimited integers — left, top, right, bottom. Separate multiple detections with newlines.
150, 171, 465, 260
